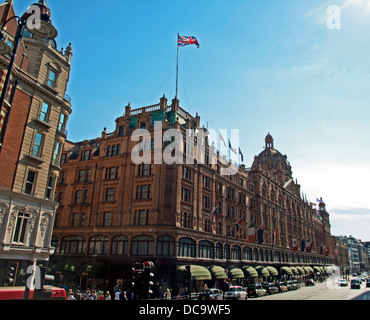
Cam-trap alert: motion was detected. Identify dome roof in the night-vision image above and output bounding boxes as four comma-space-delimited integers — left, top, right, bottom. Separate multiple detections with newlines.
252, 134, 292, 175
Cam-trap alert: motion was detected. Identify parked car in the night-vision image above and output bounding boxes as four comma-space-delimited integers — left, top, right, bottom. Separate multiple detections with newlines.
351, 279, 361, 289
197, 288, 223, 300
366, 279, 370, 288
293, 280, 301, 289
277, 281, 288, 292
339, 279, 348, 287
263, 283, 279, 295
305, 279, 315, 286
224, 286, 247, 300
247, 284, 266, 297
287, 280, 298, 290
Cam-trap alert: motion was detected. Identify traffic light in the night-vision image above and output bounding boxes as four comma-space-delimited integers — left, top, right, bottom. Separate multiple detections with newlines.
144, 267, 155, 298
4, 265, 16, 286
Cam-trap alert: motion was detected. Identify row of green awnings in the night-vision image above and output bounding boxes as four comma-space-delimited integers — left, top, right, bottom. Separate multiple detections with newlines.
281, 266, 293, 275
228, 267, 244, 279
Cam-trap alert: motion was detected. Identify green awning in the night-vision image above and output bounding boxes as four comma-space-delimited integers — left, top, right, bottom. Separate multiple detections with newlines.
281, 267, 293, 275
80, 262, 106, 278
256, 266, 270, 277
303, 267, 311, 274
306, 266, 314, 273
51, 260, 81, 275
208, 266, 227, 280
242, 266, 258, 278
228, 267, 244, 279
290, 267, 299, 275
178, 265, 212, 280
266, 266, 279, 276
313, 266, 321, 273
296, 267, 305, 275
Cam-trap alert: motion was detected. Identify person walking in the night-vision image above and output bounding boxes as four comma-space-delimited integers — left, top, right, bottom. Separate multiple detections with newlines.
164, 288, 171, 300
105, 291, 111, 300
115, 289, 121, 300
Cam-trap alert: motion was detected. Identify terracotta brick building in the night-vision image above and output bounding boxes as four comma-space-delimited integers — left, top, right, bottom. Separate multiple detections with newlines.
51, 96, 334, 292
0, 0, 72, 286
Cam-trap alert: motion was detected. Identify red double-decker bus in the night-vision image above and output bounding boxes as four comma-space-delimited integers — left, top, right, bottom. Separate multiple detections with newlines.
0, 286, 66, 300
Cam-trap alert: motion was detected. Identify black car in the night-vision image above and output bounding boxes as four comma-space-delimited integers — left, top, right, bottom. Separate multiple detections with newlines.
305, 279, 315, 286
197, 288, 223, 300
351, 279, 361, 289
367, 279, 370, 288
263, 283, 279, 295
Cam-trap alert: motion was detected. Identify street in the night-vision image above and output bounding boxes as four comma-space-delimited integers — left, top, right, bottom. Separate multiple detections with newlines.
252, 277, 370, 300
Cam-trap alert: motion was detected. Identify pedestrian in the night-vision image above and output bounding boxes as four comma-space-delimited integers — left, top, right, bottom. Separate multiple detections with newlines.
122, 291, 128, 300
105, 291, 111, 300
164, 288, 171, 300
115, 288, 121, 300
67, 289, 75, 301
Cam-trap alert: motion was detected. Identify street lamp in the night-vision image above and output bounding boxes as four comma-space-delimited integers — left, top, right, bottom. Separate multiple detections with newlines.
0, 0, 57, 154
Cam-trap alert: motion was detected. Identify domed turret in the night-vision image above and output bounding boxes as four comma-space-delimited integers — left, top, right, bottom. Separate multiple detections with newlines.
252, 134, 293, 182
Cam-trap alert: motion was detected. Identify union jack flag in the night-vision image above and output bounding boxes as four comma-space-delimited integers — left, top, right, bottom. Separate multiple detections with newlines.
178, 34, 200, 48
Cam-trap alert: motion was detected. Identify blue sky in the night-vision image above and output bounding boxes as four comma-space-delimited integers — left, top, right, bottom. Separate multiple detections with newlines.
15, 0, 370, 241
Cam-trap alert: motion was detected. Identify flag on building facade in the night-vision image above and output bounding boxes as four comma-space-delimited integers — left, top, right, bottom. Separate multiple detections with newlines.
178, 34, 200, 48
208, 204, 219, 233
239, 147, 244, 163
292, 235, 298, 251
248, 219, 256, 243
229, 140, 237, 154
305, 239, 311, 252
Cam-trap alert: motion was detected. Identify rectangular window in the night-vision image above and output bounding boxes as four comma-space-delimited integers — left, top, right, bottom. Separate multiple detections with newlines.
47, 70, 57, 88
32, 132, 44, 157
25, 170, 36, 195
103, 212, 111, 226
138, 210, 148, 226
106, 167, 117, 180
58, 113, 66, 132
105, 188, 114, 202
81, 150, 90, 161
182, 188, 191, 203
75, 190, 82, 204
12, 212, 30, 244
52, 141, 62, 165
136, 185, 151, 200
39, 102, 49, 122
184, 167, 191, 180
72, 213, 79, 227
83, 190, 89, 204
118, 126, 124, 136
45, 176, 56, 200
78, 170, 85, 183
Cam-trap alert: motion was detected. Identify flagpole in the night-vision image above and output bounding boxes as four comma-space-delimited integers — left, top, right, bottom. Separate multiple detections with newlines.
176, 33, 179, 99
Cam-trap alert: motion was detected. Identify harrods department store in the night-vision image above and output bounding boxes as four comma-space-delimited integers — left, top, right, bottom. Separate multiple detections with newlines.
50, 96, 334, 289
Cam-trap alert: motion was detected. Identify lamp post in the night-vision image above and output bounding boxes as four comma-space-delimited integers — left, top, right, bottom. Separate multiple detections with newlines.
0, 0, 57, 155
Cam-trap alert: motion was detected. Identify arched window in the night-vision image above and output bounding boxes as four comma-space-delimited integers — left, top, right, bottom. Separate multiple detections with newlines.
111, 235, 128, 255
259, 249, 264, 261
231, 245, 241, 260
177, 238, 195, 257
253, 248, 258, 261
198, 240, 214, 259
274, 251, 281, 262
242, 247, 252, 260
157, 236, 175, 256
216, 243, 223, 260
60, 236, 86, 254
89, 236, 109, 255
224, 244, 230, 261
131, 235, 154, 256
